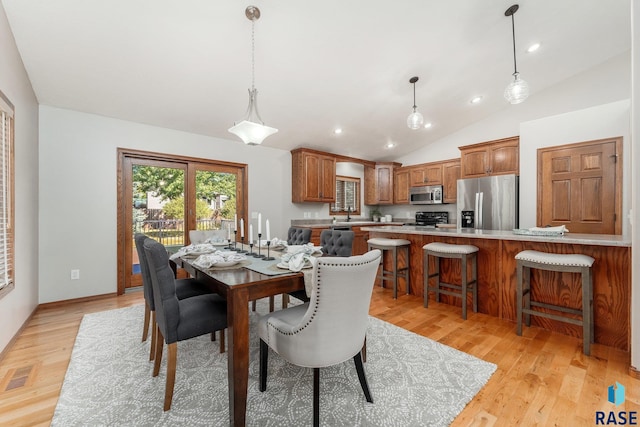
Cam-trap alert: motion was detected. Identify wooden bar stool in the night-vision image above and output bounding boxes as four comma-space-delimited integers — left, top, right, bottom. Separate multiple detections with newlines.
367, 238, 411, 299
515, 250, 595, 355
423, 242, 478, 320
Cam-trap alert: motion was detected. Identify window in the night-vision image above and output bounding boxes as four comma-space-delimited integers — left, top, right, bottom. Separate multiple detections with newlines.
0, 91, 14, 298
330, 175, 360, 215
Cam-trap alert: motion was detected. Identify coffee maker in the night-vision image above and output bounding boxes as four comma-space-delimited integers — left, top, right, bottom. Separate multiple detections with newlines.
461, 210, 475, 228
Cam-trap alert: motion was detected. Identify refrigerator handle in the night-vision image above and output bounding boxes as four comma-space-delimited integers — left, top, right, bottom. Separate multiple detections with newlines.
475, 192, 480, 228
478, 192, 484, 228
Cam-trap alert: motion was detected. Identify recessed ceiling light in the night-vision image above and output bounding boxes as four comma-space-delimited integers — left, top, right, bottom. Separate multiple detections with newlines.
334, 128, 343, 135
527, 43, 541, 53
385, 142, 396, 149
470, 96, 483, 104
424, 122, 432, 129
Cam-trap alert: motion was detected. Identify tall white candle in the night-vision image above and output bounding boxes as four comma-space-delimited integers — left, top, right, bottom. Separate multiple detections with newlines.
249, 224, 254, 244
240, 218, 244, 238
258, 213, 262, 234
266, 219, 270, 241
234, 214, 238, 231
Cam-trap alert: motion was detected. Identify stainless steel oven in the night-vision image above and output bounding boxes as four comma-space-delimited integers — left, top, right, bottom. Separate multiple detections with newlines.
409, 185, 444, 205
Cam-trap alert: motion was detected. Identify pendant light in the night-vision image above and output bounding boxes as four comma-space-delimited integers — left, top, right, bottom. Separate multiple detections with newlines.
406, 76, 424, 130
228, 6, 278, 145
503, 4, 530, 104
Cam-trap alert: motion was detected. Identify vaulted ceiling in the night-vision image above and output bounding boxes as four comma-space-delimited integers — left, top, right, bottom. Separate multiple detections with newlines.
1, 0, 631, 160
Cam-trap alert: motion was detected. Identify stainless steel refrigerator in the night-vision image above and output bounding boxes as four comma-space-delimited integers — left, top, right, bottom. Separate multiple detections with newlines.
456, 174, 519, 231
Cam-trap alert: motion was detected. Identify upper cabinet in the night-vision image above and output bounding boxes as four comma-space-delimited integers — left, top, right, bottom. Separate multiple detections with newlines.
409, 163, 443, 186
459, 136, 519, 178
291, 148, 336, 203
393, 167, 410, 204
441, 159, 461, 204
365, 162, 400, 205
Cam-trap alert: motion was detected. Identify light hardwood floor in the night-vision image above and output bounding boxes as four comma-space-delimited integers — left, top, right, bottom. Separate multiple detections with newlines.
1, 287, 638, 426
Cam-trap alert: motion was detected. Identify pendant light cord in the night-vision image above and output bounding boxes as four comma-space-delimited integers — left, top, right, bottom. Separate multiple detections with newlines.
251, 18, 256, 91
412, 82, 417, 109
510, 14, 518, 74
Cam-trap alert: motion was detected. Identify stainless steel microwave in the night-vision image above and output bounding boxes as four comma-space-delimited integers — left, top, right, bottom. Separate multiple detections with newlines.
409, 185, 444, 205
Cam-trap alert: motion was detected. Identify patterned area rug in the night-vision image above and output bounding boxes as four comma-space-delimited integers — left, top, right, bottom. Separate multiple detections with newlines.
52, 298, 496, 426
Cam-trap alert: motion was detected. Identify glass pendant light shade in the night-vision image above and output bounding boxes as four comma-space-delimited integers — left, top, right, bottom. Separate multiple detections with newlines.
407, 108, 424, 130
504, 72, 530, 104
228, 88, 278, 145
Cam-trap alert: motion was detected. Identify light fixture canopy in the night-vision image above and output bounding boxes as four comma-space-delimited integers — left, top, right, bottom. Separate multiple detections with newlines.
228, 6, 278, 145
407, 76, 424, 130
504, 4, 530, 104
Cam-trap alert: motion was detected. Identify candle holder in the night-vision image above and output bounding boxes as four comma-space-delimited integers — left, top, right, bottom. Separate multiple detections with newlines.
263, 240, 275, 261
249, 242, 255, 257
238, 236, 248, 253
227, 238, 232, 251
229, 231, 239, 251
255, 233, 266, 258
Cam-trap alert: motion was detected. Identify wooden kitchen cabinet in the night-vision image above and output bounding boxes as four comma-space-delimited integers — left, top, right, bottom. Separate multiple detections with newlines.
291, 148, 336, 202
409, 163, 442, 186
365, 162, 400, 205
442, 159, 461, 204
393, 168, 410, 204
459, 136, 519, 178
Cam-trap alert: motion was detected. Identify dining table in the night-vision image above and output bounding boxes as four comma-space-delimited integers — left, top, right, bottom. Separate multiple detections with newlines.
170, 245, 307, 426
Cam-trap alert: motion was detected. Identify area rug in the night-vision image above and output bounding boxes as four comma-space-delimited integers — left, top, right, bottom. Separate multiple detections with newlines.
52, 298, 496, 426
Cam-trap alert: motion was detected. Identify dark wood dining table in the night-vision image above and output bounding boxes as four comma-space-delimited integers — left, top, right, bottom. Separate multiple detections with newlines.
171, 254, 305, 426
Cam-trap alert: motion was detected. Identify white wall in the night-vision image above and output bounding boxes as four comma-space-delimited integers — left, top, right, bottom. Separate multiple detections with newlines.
38, 107, 295, 303
630, 0, 639, 372
0, 4, 39, 352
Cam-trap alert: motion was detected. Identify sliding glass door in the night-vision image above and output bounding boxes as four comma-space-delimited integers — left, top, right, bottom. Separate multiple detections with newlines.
118, 149, 247, 293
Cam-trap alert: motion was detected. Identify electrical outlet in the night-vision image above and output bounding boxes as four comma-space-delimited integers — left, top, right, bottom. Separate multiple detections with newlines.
71, 269, 80, 280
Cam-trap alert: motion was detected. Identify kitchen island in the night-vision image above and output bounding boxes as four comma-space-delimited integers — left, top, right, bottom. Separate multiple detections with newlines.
363, 225, 632, 351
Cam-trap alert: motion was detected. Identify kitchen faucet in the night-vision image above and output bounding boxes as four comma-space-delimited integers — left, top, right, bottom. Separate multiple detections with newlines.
347, 206, 351, 222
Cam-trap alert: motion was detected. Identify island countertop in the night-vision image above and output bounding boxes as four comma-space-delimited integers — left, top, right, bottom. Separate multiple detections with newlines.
361, 225, 631, 247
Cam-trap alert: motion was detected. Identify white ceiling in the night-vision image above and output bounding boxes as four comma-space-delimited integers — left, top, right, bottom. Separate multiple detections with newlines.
1, 0, 631, 161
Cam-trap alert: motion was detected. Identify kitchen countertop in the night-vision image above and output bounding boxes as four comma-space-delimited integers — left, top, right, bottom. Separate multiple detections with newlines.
291, 221, 407, 228
362, 225, 632, 247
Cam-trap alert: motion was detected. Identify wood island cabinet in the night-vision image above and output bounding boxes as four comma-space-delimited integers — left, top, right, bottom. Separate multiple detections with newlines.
365, 162, 400, 205
459, 136, 519, 178
291, 148, 336, 203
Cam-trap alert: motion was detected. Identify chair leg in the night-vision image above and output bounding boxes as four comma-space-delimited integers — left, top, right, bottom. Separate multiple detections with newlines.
164, 342, 177, 411
461, 254, 468, 320
361, 336, 367, 363
219, 329, 225, 353
282, 293, 289, 309
269, 296, 275, 312
353, 351, 373, 403
423, 251, 429, 308
153, 327, 164, 377
313, 368, 320, 427
259, 339, 269, 392
142, 302, 150, 342
211, 331, 216, 341
582, 267, 592, 356
252, 300, 257, 312
516, 261, 523, 336
392, 247, 398, 299
149, 311, 157, 361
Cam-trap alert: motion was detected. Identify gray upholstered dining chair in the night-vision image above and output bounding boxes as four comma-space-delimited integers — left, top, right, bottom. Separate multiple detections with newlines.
258, 249, 381, 427
287, 226, 312, 245
287, 229, 355, 303
134, 234, 219, 362
143, 238, 228, 411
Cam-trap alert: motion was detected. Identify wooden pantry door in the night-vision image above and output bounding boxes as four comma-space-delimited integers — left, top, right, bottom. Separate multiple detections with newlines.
537, 137, 622, 234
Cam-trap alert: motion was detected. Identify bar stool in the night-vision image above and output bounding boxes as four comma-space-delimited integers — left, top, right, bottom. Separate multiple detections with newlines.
423, 242, 478, 320
367, 238, 411, 299
515, 250, 594, 355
